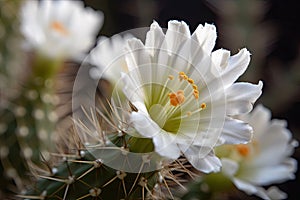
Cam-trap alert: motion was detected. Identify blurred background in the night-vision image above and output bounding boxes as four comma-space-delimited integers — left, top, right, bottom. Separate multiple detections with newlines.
83, 0, 300, 199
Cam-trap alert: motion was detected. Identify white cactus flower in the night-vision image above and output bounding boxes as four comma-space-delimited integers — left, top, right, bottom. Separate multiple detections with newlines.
89, 34, 134, 83
21, 0, 103, 59
218, 105, 298, 199
120, 20, 263, 173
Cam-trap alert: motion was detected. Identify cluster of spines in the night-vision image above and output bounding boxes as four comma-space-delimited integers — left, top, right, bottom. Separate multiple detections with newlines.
22, 150, 161, 199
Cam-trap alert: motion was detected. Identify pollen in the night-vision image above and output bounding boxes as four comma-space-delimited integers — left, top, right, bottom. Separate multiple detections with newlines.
201, 103, 206, 109
169, 90, 185, 106
236, 144, 250, 157
192, 84, 198, 90
50, 21, 69, 35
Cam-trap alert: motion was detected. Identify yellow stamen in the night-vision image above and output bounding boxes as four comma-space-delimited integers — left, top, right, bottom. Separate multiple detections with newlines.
201, 103, 206, 109
50, 21, 69, 35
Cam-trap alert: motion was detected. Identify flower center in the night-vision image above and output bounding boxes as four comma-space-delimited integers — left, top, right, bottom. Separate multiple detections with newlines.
147, 71, 206, 134
167, 72, 205, 109
50, 21, 69, 36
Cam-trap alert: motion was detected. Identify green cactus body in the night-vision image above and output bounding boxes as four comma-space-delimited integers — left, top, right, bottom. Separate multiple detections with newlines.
24, 150, 160, 200
0, 57, 62, 196
1, 6, 64, 193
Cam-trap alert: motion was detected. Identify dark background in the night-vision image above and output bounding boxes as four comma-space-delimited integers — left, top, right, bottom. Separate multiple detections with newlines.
83, 0, 300, 199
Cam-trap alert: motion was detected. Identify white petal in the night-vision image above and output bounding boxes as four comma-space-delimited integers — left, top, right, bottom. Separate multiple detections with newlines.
165, 20, 190, 54
121, 72, 144, 103
242, 159, 297, 185
226, 81, 263, 115
211, 48, 231, 70
253, 121, 294, 166
266, 186, 287, 200
145, 21, 165, 57
221, 158, 239, 177
89, 34, 133, 82
157, 20, 190, 67
219, 117, 253, 145
220, 48, 251, 87
192, 23, 217, 54
130, 111, 160, 138
240, 104, 271, 137
183, 148, 221, 173
153, 132, 181, 159
125, 38, 151, 71
232, 178, 271, 200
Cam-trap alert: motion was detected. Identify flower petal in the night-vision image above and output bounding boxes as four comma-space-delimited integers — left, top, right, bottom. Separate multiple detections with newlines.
121, 72, 144, 103
218, 117, 253, 145
153, 132, 181, 159
125, 38, 151, 72
232, 178, 271, 200
145, 21, 165, 58
130, 111, 160, 138
266, 186, 287, 200
165, 20, 190, 54
157, 20, 190, 67
226, 81, 263, 115
221, 158, 239, 177
192, 23, 217, 54
89, 34, 133, 82
252, 120, 295, 166
241, 158, 297, 185
211, 48, 231, 77
240, 104, 271, 138
220, 48, 251, 87
183, 147, 221, 173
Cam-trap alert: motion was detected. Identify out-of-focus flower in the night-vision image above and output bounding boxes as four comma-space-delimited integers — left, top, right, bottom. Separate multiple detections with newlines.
216, 105, 298, 199
120, 20, 263, 173
21, 0, 103, 59
89, 34, 134, 83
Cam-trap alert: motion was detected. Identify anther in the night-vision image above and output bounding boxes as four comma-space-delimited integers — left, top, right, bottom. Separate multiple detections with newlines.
192, 84, 198, 90
201, 103, 206, 109
188, 78, 194, 84
169, 90, 185, 106
193, 91, 199, 99
168, 75, 174, 80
